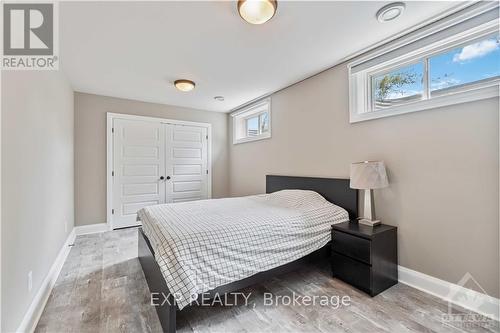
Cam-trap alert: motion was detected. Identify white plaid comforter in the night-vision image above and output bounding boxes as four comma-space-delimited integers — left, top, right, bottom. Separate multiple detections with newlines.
137, 189, 349, 309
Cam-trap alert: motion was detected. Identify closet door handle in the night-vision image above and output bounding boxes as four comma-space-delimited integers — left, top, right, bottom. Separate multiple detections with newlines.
166, 176, 171, 180
159, 176, 165, 180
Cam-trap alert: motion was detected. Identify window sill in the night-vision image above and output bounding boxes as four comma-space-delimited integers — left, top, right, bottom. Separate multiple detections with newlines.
233, 132, 271, 145
350, 82, 499, 123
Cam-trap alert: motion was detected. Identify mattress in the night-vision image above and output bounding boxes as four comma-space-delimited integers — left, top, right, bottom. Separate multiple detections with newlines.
137, 189, 349, 309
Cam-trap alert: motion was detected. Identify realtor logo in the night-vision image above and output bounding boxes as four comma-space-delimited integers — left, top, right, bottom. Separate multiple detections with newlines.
2, 2, 58, 69
4, 3, 53, 55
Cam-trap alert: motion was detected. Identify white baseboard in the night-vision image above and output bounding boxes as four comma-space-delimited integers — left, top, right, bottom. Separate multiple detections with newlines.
74, 223, 109, 235
398, 265, 500, 321
16, 229, 76, 333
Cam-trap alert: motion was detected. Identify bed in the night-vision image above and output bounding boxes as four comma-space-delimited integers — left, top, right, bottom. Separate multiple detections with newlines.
138, 175, 358, 333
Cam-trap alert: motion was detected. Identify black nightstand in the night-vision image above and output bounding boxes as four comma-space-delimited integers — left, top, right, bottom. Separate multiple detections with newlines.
331, 221, 398, 296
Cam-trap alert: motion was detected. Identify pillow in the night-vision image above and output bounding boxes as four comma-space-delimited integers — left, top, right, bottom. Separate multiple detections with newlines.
265, 189, 330, 209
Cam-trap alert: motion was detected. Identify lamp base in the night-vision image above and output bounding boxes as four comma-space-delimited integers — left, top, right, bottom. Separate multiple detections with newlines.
358, 219, 381, 227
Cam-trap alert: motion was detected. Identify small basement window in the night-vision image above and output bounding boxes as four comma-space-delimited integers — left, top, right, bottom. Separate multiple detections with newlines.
349, 3, 499, 123
232, 98, 271, 144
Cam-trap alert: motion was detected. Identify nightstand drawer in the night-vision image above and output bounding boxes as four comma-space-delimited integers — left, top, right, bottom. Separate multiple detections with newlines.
332, 252, 371, 294
332, 230, 371, 264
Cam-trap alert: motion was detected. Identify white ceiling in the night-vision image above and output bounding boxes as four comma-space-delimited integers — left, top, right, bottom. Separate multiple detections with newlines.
60, 1, 463, 112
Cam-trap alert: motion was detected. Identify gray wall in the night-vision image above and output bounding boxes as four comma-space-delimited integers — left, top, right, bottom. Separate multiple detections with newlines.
229, 63, 499, 298
74, 92, 229, 226
1, 70, 74, 332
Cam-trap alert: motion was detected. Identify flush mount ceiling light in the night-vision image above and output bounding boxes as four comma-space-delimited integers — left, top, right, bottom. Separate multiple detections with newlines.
174, 79, 195, 92
238, 0, 277, 25
214, 96, 225, 101
376, 2, 405, 23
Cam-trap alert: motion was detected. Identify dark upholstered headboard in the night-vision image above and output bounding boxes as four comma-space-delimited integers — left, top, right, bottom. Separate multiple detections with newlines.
266, 175, 358, 219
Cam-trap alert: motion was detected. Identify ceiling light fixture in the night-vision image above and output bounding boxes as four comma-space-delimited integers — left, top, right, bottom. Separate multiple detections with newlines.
238, 0, 277, 25
214, 96, 225, 101
376, 2, 405, 23
174, 79, 196, 92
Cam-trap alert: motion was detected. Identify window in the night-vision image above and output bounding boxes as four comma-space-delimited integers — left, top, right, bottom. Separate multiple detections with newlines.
245, 112, 270, 137
232, 98, 271, 144
372, 62, 424, 110
429, 35, 500, 96
349, 4, 499, 123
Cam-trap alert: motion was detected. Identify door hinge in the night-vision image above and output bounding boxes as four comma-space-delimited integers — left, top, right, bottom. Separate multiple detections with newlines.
112, 171, 114, 176
206, 135, 208, 140
112, 209, 114, 215
112, 128, 114, 133
206, 170, 208, 174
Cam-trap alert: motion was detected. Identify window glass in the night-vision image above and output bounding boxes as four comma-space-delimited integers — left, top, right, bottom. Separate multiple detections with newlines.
259, 112, 269, 133
246, 116, 259, 137
232, 98, 271, 144
430, 35, 500, 95
372, 62, 424, 110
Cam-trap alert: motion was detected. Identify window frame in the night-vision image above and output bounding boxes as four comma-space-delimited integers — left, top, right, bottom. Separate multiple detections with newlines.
231, 98, 272, 144
349, 20, 500, 123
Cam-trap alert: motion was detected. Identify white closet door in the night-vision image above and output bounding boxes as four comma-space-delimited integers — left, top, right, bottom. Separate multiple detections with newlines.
112, 118, 166, 229
165, 124, 208, 203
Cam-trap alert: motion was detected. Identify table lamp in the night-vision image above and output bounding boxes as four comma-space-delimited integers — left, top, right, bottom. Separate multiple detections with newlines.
350, 161, 389, 226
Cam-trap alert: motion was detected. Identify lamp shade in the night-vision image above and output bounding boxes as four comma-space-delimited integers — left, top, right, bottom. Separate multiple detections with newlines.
350, 161, 389, 189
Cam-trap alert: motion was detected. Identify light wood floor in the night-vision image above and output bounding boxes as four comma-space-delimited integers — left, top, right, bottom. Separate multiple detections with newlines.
35, 228, 499, 333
